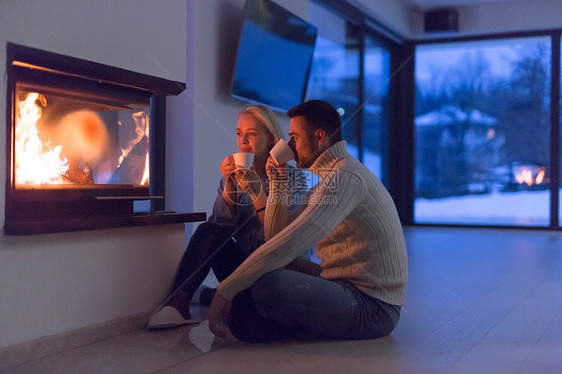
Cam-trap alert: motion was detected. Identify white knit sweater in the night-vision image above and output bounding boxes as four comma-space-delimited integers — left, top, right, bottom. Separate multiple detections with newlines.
217, 141, 408, 306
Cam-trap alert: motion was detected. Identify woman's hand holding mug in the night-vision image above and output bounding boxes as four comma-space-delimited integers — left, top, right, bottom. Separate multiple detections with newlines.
234, 168, 262, 197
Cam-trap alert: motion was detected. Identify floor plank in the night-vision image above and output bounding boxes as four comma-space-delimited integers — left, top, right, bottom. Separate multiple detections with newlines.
517, 301, 562, 373
449, 280, 562, 373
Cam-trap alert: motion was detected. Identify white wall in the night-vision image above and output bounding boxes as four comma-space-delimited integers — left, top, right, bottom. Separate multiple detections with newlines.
356, 0, 412, 38
0, 0, 187, 348
407, 0, 562, 39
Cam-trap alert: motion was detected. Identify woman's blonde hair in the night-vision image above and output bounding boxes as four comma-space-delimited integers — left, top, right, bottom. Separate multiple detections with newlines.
238, 104, 284, 147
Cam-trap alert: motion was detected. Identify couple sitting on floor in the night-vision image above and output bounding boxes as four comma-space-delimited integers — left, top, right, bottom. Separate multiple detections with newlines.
149, 100, 408, 342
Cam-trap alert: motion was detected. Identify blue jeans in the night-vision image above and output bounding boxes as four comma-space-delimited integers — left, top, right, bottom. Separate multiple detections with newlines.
229, 269, 400, 342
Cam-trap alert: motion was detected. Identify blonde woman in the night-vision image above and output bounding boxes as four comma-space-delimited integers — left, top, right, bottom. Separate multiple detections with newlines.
148, 105, 307, 329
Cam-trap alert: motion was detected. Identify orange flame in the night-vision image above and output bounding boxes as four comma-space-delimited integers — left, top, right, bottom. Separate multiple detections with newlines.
140, 122, 150, 186
515, 168, 533, 186
514, 167, 546, 186
15, 93, 69, 185
117, 111, 149, 185
536, 170, 545, 184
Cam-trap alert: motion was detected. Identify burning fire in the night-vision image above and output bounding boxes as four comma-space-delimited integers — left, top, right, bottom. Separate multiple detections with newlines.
515, 167, 545, 186
117, 111, 150, 185
15, 93, 69, 184
15, 91, 150, 186
139, 113, 150, 185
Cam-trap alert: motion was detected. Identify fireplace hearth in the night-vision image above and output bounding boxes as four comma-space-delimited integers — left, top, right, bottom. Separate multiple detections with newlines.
5, 43, 205, 235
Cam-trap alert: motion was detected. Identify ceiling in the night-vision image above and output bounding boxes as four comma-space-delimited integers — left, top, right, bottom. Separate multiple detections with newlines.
400, 0, 519, 11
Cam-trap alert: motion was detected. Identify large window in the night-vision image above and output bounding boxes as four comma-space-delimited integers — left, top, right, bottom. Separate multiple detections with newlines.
307, 4, 562, 230
414, 37, 553, 226
307, 2, 361, 158
306, 1, 395, 181
362, 36, 391, 179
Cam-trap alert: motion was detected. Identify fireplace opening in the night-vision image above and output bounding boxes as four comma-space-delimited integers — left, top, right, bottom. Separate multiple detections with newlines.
5, 43, 205, 235
15, 85, 150, 189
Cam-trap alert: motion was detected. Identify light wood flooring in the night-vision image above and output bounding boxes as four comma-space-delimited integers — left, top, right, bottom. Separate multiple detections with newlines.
6, 227, 562, 373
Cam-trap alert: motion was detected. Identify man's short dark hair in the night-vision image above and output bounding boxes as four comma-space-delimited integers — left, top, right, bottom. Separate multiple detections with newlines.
287, 100, 342, 143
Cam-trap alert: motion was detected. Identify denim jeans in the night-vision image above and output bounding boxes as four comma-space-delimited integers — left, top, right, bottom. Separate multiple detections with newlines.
229, 269, 401, 342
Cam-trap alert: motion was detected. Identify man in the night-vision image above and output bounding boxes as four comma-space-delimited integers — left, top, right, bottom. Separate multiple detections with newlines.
209, 100, 408, 342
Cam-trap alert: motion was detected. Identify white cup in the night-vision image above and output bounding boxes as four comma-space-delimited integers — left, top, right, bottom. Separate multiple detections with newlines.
232, 152, 254, 169
270, 139, 295, 165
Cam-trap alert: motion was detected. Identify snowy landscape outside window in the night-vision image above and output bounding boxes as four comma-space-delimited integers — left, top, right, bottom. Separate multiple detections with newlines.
414, 37, 552, 226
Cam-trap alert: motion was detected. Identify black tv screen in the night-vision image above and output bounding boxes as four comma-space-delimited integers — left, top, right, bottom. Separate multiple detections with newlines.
231, 0, 318, 112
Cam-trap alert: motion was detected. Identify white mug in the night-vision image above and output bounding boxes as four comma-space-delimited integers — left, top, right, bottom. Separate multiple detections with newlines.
270, 139, 295, 165
232, 152, 254, 169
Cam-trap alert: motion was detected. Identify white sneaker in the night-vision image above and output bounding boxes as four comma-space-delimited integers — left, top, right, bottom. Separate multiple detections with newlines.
147, 306, 200, 330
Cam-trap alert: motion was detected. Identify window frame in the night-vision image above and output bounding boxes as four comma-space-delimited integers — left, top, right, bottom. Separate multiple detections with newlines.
409, 29, 562, 230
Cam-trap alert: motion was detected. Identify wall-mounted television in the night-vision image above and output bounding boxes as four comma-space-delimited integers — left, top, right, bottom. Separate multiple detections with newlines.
231, 0, 318, 112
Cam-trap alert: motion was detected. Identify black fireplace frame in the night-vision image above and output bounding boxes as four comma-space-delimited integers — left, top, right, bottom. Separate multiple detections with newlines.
5, 43, 205, 235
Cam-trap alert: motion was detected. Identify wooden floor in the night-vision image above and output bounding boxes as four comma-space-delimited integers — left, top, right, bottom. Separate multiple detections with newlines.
7, 227, 562, 373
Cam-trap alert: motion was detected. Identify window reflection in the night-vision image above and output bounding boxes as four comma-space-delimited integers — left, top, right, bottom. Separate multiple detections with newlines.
362, 36, 391, 180
306, 2, 361, 158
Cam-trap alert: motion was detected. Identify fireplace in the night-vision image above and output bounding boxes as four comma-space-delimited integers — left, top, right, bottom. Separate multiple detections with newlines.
5, 43, 205, 235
